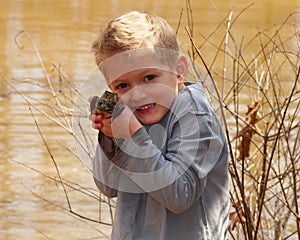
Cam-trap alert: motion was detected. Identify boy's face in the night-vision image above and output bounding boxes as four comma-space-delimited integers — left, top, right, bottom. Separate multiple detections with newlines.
100, 49, 188, 126
109, 67, 181, 125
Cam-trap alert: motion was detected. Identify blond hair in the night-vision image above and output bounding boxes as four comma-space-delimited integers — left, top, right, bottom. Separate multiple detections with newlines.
91, 11, 179, 65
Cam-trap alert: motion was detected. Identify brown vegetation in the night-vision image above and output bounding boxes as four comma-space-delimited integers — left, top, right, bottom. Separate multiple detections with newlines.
4, 2, 299, 239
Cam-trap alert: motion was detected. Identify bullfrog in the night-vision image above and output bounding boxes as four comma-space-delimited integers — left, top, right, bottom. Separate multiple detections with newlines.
90, 91, 124, 119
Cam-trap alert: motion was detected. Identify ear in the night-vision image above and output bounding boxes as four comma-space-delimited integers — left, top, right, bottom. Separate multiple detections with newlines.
176, 55, 189, 83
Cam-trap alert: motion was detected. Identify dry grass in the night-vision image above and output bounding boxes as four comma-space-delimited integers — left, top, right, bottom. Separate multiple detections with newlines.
3, 2, 300, 239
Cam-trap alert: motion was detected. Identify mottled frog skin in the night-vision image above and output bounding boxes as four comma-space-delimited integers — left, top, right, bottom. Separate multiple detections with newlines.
90, 91, 118, 114
90, 91, 124, 119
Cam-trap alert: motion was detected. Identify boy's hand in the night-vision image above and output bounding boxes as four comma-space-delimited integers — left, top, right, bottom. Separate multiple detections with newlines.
89, 96, 142, 140
89, 96, 113, 138
111, 105, 142, 140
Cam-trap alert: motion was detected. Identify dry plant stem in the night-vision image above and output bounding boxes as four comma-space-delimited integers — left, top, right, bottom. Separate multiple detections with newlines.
3, 74, 72, 133
29, 106, 72, 211
186, 0, 193, 37
267, 148, 300, 222
12, 159, 115, 209
6, 6, 298, 239
186, 27, 250, 238
190, 8, 299, 239
234, 48, 256, 240
13, 160, 114, 227
5, 35, 116, 227
24, 221, 54, 240
184, 28, 230, 149
185, 0, 197, 63
197, 3, 254, 81
232, 17, 256, 239
108, 197, 115, 223
98, 192, 102, 222
254, 67, 300, 240
175, 8, 183, 36
241, 11, 300, 52
238, 13, 300, 92
15, 30, 71, 130
253, 24, 300, 238
29, 105, 114, 226
275, 99, 300, 222
97, 193, 115, 224
23, 184, 112, 231
222, 10, 233, 98
4, 73, 96, 164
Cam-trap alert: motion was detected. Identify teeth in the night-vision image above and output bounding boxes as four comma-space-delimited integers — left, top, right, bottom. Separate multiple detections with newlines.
139, 104, 154, 110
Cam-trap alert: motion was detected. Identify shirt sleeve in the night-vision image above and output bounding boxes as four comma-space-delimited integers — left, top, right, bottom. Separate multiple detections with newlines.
92, 132, 144, 197
92, 133, 118, 198
109, 109, 225, 214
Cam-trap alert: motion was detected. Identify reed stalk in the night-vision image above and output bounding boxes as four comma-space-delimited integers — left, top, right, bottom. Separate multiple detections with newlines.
5, 4, 300, 239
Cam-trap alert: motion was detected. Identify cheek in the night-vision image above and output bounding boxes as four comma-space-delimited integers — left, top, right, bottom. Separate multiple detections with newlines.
151, 85, 177, 106
117, 93, 127, 104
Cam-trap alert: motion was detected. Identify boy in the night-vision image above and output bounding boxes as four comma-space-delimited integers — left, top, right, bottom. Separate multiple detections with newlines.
90, 11, 230, 240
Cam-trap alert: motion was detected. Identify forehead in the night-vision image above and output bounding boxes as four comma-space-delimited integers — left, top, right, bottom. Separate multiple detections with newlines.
99, 48, 178, 85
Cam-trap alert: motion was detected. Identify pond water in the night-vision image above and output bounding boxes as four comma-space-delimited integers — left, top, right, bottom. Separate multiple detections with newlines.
0, 0, 299, 239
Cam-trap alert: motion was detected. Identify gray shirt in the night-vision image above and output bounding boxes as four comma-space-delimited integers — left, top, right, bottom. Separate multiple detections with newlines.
93, 82, 230, 240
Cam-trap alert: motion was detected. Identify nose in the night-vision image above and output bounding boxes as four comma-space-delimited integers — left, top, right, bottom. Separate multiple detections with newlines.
128, 85, 147, 107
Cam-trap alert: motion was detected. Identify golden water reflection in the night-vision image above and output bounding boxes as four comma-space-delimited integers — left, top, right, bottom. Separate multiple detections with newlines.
0, 0, 299, 239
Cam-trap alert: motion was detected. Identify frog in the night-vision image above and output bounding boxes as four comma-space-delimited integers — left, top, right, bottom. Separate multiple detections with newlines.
90, 91, 124, 119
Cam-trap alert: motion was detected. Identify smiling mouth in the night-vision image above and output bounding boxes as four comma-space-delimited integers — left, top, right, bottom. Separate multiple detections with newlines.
135, 103, 156, 112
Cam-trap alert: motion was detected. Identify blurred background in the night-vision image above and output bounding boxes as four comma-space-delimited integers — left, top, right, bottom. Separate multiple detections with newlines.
0, 0, 299, 239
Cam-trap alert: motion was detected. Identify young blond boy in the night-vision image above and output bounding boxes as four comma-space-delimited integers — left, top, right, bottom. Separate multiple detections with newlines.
90, 11, 230, 240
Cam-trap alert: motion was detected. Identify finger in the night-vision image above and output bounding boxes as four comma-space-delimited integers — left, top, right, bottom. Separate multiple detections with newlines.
88, 96, 94, 103
89, 96, 100, 113
103, 114, 112, 119
100, 126, 114, 138
91, 114, 105, 123
90, 107, 101, 115
92, 122, 103, 130
94, 112, 112, 119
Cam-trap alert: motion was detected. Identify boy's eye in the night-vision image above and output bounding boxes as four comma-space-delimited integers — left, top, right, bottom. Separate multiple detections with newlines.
116, 83, 128, 89
144, 74, 156, 82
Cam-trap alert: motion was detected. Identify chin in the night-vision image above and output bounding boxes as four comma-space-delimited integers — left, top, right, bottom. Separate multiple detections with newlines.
139, 116, 162, 126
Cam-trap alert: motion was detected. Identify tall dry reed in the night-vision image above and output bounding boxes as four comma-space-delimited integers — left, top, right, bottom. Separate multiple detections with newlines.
4, 3, 299, 239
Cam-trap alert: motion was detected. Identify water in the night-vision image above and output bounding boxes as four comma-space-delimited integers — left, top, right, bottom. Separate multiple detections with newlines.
0, 0, 299, 239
